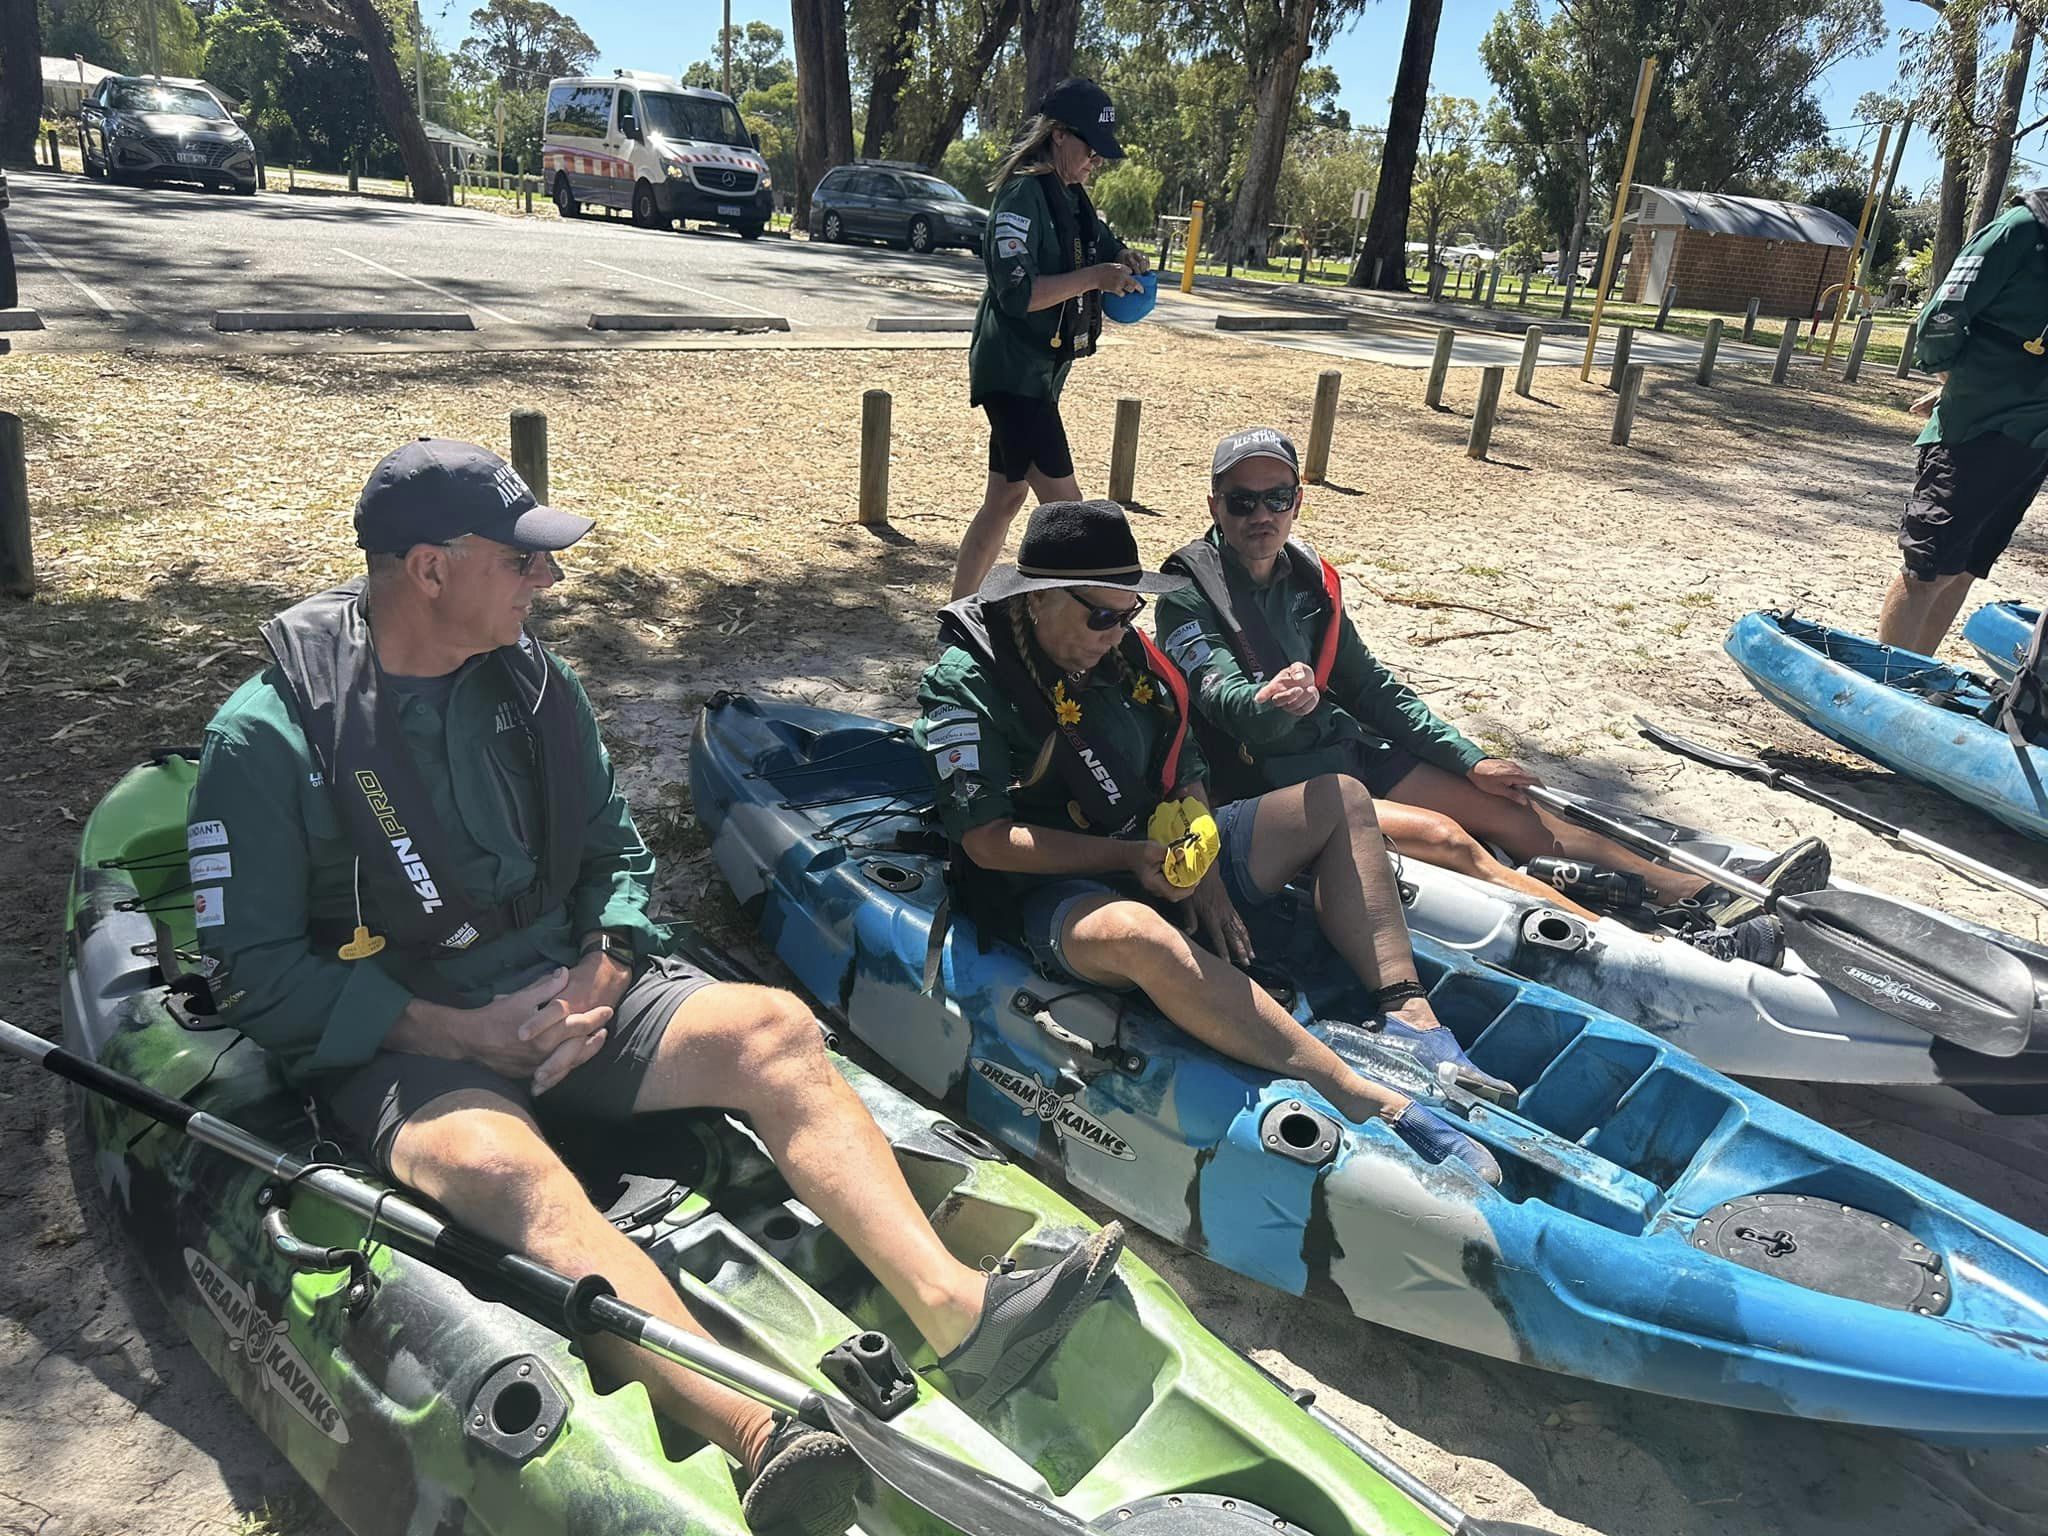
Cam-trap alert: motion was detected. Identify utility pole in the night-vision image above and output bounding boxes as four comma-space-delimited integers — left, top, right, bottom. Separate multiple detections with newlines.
142, 0, 162, 77
412, 0, 429, 124
722, 0, 732, 95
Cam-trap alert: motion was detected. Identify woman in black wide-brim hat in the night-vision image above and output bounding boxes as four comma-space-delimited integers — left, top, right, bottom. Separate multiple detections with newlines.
913, 499, 1505, 1182
951, 77, 1152, 602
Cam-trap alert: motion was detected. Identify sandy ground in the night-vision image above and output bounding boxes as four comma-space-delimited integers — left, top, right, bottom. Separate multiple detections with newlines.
4, 327, 2048, 1536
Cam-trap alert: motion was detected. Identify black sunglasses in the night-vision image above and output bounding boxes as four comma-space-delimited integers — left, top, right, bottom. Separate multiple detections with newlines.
1221, 484, 1301, 518
1065, 589, 1147, 630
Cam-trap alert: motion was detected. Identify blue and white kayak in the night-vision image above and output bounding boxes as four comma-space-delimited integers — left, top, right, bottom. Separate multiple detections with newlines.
693, 692, 2048, 1442
1726, 610, 2048, 843
1963, 600, 2038, 684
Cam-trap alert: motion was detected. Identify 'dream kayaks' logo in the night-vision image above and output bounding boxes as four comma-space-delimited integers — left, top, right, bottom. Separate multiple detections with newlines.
1842, 967, 1939, 1013
972, 1059, 1134, 1160
184, 1249, 351, 1442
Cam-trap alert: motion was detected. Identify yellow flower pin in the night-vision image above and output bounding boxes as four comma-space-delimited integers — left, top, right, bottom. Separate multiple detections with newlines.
1053, 681, 1082, 725
1131, 676, 1155, 705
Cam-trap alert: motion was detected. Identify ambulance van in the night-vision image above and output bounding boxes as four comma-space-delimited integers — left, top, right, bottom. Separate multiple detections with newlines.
542, 72, 775, 238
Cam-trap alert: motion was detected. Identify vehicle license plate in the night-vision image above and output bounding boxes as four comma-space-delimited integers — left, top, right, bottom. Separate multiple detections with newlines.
176, 152, 207, 165
717, 204, 742, 217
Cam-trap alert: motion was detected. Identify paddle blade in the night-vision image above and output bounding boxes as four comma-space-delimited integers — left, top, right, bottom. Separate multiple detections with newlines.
823, 1398, 1091, 1536
1634, 716, 1777, 780
1778, 889, 2034, 1057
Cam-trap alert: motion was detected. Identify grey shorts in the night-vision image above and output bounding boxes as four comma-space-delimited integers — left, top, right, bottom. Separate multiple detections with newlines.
316, 953, 720, 1178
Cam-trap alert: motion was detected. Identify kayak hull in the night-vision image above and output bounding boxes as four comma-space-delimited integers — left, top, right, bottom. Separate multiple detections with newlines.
56, 753, 1438, 1536
1725, 609, 2048, 842
694, 694, 2048, 1442
1397, 811, 2048, 1108
1963, 600, 2037, 684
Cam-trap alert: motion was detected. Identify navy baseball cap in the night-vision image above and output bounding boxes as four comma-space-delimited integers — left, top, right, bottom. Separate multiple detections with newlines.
1211, 427, 1299, 480
1039, 78, 1126, 160
353, 437, 594, 554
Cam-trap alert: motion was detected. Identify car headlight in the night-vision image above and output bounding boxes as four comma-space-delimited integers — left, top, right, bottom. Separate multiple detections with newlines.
108, 118, 141, 140
760, 173, 773, 190
664, 162, 683, 178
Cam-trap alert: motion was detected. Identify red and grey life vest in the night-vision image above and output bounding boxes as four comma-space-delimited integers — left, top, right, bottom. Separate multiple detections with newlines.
937, 595, 1189, 837
1162, 535, 1344, 689
260, 580, 584, 960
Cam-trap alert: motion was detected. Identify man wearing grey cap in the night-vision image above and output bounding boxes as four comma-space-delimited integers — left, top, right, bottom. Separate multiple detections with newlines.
1156, 427, 1828, 966
185, 438, 1125, 1536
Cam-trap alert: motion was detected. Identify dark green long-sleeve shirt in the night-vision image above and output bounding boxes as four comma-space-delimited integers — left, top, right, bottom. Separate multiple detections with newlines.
187, 646, 665, 1081
968, 171, 1128, 405
1914, 201, 2048, 450
1154, 530, 1485, 803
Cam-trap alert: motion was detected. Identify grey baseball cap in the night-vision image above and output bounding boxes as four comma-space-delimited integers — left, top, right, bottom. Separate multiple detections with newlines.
353, 437, 593, 554
1211, 427, 1300, 480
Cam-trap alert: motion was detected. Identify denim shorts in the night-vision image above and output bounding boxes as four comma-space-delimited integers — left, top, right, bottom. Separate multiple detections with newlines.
1019, 796, 1271, 986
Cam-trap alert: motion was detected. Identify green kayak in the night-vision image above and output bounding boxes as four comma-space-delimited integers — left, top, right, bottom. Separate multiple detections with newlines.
51, 752, 1447, 1536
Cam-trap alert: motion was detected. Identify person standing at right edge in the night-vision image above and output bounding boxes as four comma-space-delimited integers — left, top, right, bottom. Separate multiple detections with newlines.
1880, 189, 2048, 654
953, 77, 1151, 600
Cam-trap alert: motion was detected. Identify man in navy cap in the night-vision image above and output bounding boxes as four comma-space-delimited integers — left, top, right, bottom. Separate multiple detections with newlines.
185, 439, 1124, 1536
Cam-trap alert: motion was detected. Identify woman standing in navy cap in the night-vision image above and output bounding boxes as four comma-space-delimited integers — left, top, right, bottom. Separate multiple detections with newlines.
952, 78, 1153, 600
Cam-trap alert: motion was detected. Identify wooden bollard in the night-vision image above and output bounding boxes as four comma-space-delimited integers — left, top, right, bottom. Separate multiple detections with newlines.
1655, 284, 1677, 330
1606, 325, 1635, 392
1518, 271, 1531, 308
1485, 265, 1502, 306
858, 389, 891, 525
1896, 319, 1918, 379
1772, 321, 1800, 384
1424, 328, 1455, 409
1560, 271, 1578, 318
510, 409, 549, 504
1696, 317, 1723, 386
1427, 264, 1446, 302
1468, 367, 1505, 461
1304, 370, 1341, 484
1611, 364, 1645, 446
45, 128, 61, 169
0, 413, 32, 598
1108, 397, 1142, 502
1844, 314, 1875, 382
1743, 297, 1761, 344
1514, 324, 1542, 397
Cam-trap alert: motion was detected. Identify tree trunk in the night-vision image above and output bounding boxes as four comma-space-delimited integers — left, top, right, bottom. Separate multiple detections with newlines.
791, 0, 830, 223
1560, 137, 1592, 294
1219, 0, 1316, 268
1350, 0, 1443, 290
1932, 6, 1978, 287
340, 0, 446, 204
820, 0, 855, 167
908, 0, 1023, 170
0, 0, 43, 168
1971, 16, 2034, 237
1019, 0, 1082, 113
861, 0, 922, 160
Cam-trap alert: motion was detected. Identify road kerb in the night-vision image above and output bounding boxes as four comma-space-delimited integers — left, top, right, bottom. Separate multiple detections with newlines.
1214, 314, 1350, 333
866, 315, 974, 332
0, 310, 46, 331
213, 310, 476, 333
589, 313, 792, 333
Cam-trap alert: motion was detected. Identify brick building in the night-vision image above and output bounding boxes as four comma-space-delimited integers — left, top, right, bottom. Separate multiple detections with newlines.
1621, 187, 1857, 318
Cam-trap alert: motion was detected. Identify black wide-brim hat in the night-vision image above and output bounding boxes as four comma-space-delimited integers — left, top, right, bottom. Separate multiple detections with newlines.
979, 499, 1189, 602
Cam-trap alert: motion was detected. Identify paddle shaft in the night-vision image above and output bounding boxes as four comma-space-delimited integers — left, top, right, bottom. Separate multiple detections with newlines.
1525, 786, 1772, 900
1635, 721, 2048, 911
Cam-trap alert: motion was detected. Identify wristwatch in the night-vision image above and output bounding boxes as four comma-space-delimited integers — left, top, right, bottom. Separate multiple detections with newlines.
580, 927, 636, 962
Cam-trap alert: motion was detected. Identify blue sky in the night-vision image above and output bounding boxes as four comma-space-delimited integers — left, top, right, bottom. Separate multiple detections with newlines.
435, 0, 2031, 200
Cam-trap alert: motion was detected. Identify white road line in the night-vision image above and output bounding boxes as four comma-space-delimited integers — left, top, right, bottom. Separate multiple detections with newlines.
335, 248, 523, 326
585, 260, 779, 316
13, 231, 118, 318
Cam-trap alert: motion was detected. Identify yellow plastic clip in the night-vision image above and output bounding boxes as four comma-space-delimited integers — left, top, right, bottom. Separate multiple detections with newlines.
338, 925, 386, 960
2026, 335, 2046, 357
1148, 797, 1221, 889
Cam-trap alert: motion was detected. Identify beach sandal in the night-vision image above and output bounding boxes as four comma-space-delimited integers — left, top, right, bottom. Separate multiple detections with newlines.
1380, 1018, 1519, 1105
937, 1223, 1125, 1412
1706, 836, 1832, 926
740, 1413, 867, 1536
1388, 1102, 1503, 1186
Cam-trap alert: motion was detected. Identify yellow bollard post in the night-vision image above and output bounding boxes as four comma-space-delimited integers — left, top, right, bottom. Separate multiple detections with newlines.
1180, 201, 1206, 295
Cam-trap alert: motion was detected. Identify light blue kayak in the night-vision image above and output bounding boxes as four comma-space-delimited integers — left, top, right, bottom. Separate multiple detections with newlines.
692, 691, 2048, 1441
1726, 609, 2048, 842
1963, 600, 2038, 683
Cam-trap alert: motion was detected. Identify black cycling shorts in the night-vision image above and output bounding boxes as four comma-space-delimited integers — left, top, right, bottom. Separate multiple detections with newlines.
1900, 432, 2048, 580
983, 391, 1075, 483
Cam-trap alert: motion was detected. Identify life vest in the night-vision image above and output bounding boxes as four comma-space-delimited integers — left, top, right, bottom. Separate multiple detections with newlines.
260, 580, 585, 962
1033, 172, 1107, 360
937, 595, 1189, 837
1163, 534, 1344, 689
1986, 602, 2048, 751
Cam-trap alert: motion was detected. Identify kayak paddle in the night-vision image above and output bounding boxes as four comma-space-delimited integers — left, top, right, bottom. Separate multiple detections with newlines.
0, 1017, 1089, 1536
1525, 787, 2034, 1057
1636, 717, 2048, 912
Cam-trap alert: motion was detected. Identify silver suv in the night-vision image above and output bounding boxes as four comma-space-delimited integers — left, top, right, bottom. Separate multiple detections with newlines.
807, 162, 986, 254
80, 76, 258, 195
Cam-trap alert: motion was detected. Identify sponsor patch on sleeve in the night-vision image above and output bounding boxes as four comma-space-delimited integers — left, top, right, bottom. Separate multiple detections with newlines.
187, 819, 229, 850
994, 211, 1030, 236
1005, 261, 1030, 289
1163, 621, 1213, 673
926, 721, 981, 749
193, 887, 226, 928
188, 852, 231, 883
936, 745, 980, 779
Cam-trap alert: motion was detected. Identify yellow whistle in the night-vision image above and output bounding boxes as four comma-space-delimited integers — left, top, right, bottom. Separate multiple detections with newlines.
1148, 797, 1221, 889
338, 925, 386, 960
2026, 337, 2045, 356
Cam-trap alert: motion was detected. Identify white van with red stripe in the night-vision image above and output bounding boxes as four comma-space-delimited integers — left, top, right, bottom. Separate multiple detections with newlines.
542, 72, 774, 238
